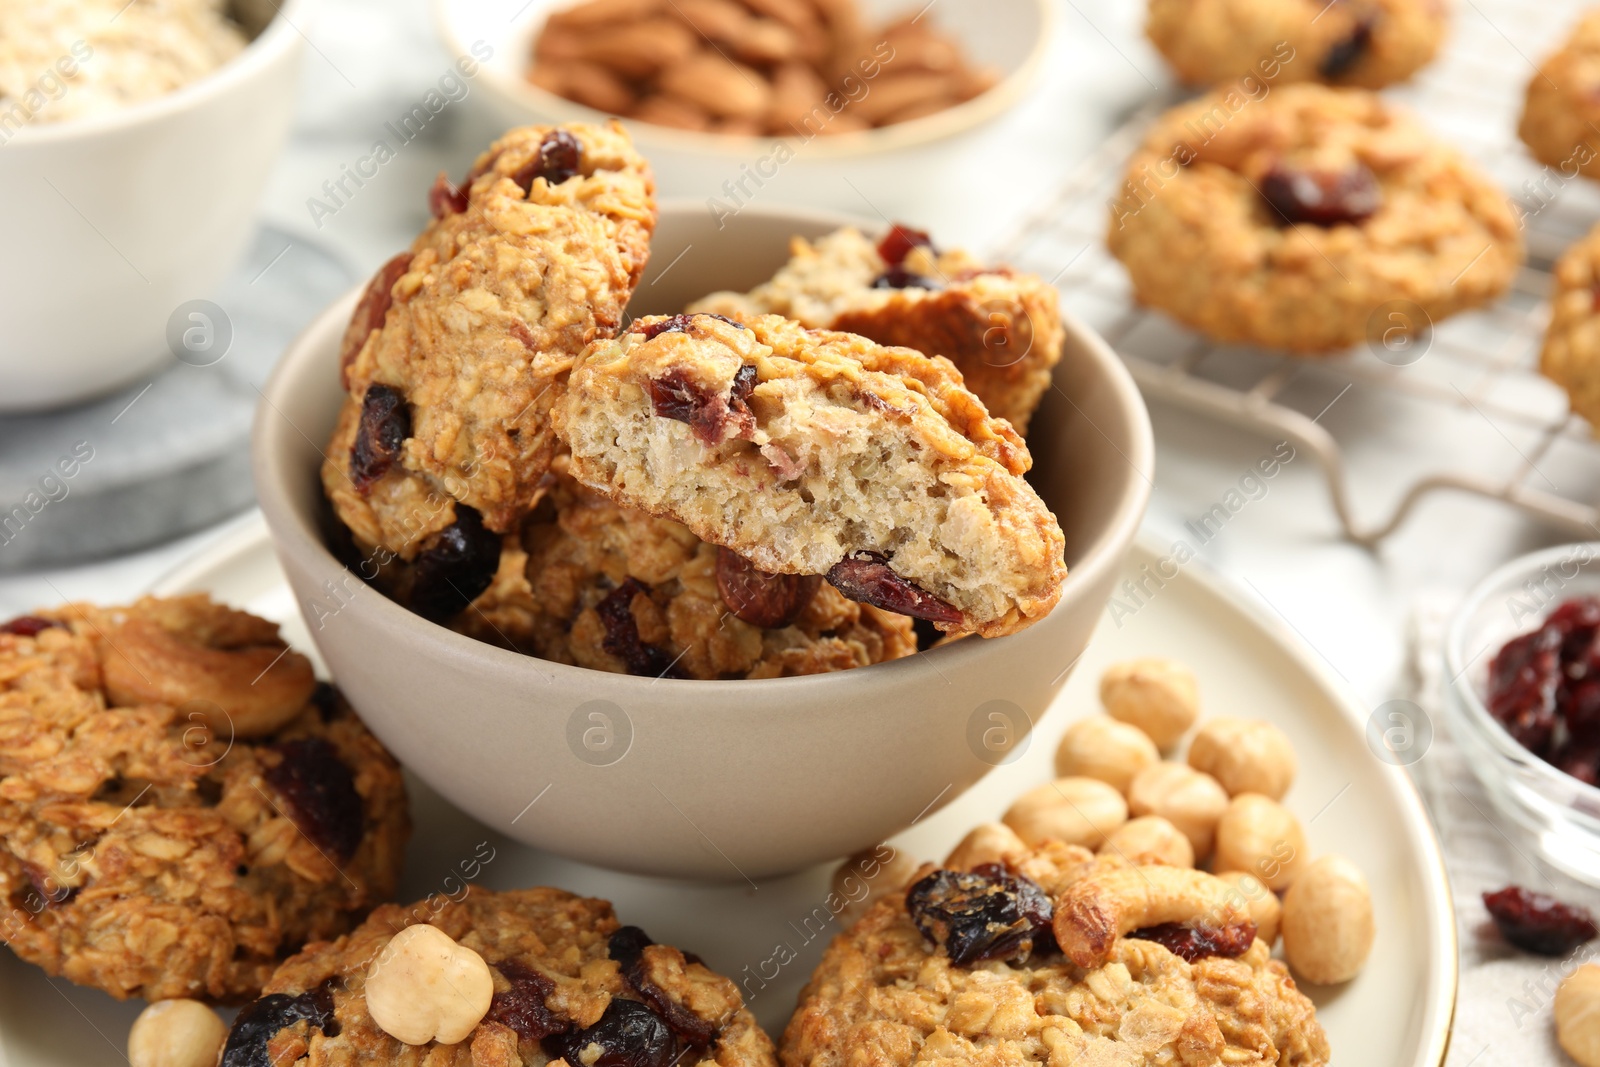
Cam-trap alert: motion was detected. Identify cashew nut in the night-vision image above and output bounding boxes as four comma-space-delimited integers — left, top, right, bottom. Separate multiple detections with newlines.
98, 596, 316, 738
1281, 854, 1375, 984
366, 924, 494, 1046
1099, 658, 1199, 749
1213, 870, 1283, 947
1003, 777, 1128, 849
1054, 715, 1160, 794
831, 844, 920, 928
1187, 718, 1297, 799
1558, 964, 1600, 1067
1100, 816, 1195, 868
1212, 794, 1307, 891
1052, 866, 1252, 968
128, 999, 228, 1067
1127, 761, 1229, 859
944, 822, 1030, 871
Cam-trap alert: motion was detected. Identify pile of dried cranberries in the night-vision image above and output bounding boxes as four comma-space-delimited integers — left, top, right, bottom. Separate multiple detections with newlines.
1487, 597, 1600, 783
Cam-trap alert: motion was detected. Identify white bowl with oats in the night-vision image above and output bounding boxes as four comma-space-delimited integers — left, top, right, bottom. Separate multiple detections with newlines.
0, 0, 307, 411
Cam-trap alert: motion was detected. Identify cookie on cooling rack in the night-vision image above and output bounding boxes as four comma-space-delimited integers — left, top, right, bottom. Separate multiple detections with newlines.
0, 598, 409, 1003
1106, 84, 1522, 354
1540, 224, 1600, 430
1146, 0, 1447, 89
1520, 10, 1600, 180
219, 887, 776, 1067
783, 836, 1330, 1066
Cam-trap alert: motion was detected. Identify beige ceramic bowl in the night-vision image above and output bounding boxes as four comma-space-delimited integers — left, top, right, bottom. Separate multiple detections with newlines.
252, 202, 1151, 880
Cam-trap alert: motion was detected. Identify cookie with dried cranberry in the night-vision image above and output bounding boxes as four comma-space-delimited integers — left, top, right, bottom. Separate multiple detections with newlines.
451, 464, 917, 678
221, 887, 777, 1067
0, 597, 409, 1003
1519, 10, 1600, 181
559, 313, 1067, 639
1146, 0, 1446, 89
321, 120, 657, 618
783, 840, 1329, 1067
1539, 224, 1600, 431
689, 225, 1064, 432
1108, 85, 1521, 353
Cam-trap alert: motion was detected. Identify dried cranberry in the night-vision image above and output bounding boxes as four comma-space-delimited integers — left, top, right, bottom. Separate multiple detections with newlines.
597, 578, 685, 679
0, 616, 60, 637
609, 927, 717, 1047
263, 738, 364, 864
310, 681, 340, 722
637, 313, 746, 341
1260, 163, 1382, 227
222, 985, 341, 1067
906, 864, 1053, 966
876, 223, 934, 267
542, 998, 679, 1067
1127, 921, 1258, 962
349, 383, 411, 493
1483, 886, 1598, 955
408, 506, 501, 623
826, 552, 964, 626
488, 959, 568, 1042
428, 172, 469, 218
339, 253, 412, 384
1319, 19, 1374, 79
1488, 627, 1562, 756
20, 862, 76, 909
715, 548, 818, 629
647, 364, 758, 447
1552, 741, 1600, 786
870, 266, 941, 290
514, 129, 582, 192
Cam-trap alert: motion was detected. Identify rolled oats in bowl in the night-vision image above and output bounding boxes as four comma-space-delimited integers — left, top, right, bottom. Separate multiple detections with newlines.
0, 0, 248, 127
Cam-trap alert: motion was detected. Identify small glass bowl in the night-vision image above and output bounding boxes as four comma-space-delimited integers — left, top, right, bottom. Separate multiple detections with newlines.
1446, 541, 1600, 883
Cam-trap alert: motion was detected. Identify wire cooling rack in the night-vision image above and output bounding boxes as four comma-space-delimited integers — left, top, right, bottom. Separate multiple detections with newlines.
996, 0, 1600, 546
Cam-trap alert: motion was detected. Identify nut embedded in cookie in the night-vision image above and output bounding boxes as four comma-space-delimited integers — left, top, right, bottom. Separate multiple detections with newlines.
559, 313, 1068, 639
689, 224, 1064, 432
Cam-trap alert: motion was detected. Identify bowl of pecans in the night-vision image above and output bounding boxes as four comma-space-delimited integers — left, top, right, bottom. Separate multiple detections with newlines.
431, 0, 1051, 191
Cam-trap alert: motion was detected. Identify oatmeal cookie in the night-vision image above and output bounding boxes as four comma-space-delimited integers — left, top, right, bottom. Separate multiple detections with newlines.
452, 465, 917, 678
1146, 0, 1447, 89
321, 121, 657, 620
1108, 84, 1521, 353
0, 599, 409, 1003
1519, 10, 1600, 180
559, 313, 1068, 638
220, 887, 777, 1067
1540, 224, 1600, 430
783, 841, 1329, 1066
689, 225, 1064, 432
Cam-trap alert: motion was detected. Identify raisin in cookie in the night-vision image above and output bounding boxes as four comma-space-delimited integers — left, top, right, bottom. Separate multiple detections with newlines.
321, 121, 657, 620
1108, 85, 1521, 353
1540, 223, 1600, 430
1147, 0, 1446, 89
1520, 10, 1600, 180
689, 225, 1064, 432
559, 313, 1067, 638
0, 599, 409, 1003
219, 887, 776, 1067
450, 465, 917, 678
784, 839, 1329, 1066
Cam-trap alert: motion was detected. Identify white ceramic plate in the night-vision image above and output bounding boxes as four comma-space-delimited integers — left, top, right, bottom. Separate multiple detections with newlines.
0, 521, 1454, 1066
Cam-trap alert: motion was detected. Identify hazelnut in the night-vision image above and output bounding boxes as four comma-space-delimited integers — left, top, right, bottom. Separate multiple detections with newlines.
366, 924, 495, 1046
1187, 718, 1297, 799
944, 821, 1029, 870
1127, 761, 1229, 859
1100, 815, 1194, 868
1281, 854, 1375, 984
1558, 964, 1600, 1067
1213, 869, 1283, 946
831, 844, 920, 928
1100, 658, 1199, 749
128, 999, 227, 1067
1054, 715, 1160, 794
1003, 777, 1128, 850
1212, 794, 1307, 891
